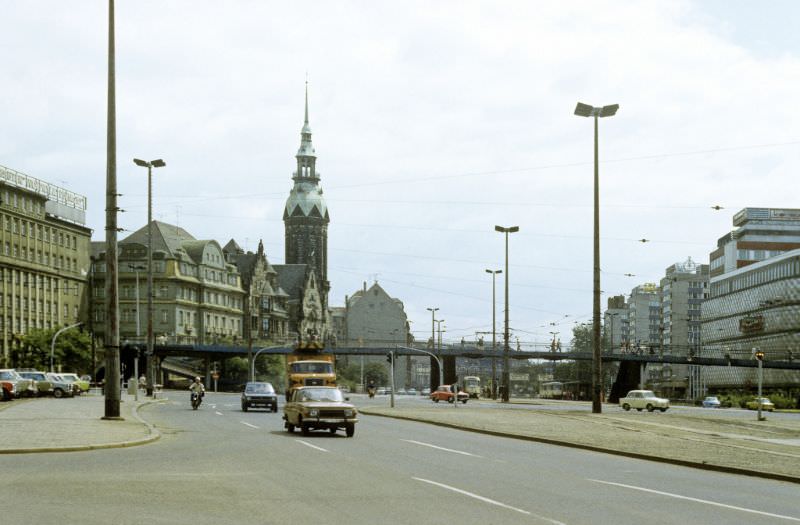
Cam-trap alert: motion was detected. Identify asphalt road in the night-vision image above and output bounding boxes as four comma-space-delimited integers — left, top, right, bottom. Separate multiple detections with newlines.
1, 392, 798, 525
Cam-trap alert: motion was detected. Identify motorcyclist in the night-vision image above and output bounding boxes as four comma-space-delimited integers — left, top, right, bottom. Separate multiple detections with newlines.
367, 379, 376, 398
189, 377, 205, 406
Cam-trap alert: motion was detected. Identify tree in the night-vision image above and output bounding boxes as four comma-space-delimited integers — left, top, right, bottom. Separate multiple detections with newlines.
19, 327, 91, 373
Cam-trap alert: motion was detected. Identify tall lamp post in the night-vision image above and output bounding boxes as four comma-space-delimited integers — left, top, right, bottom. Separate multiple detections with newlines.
426, 307, 439, 389
485, 269, 502, 399
133, 158, 166, 397
495, 225, 518, 402
574, 101, 619, 414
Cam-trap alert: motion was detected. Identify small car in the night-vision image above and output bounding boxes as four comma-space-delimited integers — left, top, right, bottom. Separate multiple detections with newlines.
745, 397, 775, 412
58, 373, 90, 394
46, 373, 77, 398
406, 388, 417, 395
17, 371, 54, 396
619, 390, 669, 412
430, 385, 469, 404
702, 396, 721, 408
241, 381, 278, 412
284, 386, 358, 437
0, 369, 36, 398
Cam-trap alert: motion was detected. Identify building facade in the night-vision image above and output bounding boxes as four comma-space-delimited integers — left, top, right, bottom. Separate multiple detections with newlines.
701, 249, 800, 389
660, 257, 709, 354
223, 239, 291, 345
273, 264, 327, 343
626, 283, 661, 351
0, 165, 90, 367
91, 221, 245, 347
710, 207, 800, 278
603, 295, 628, 352
284, 84, 330, 309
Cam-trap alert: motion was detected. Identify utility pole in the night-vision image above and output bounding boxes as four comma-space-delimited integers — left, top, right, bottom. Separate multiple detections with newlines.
103, 0, 121, 420
486, 269, 501, 399
495, 225, 518, 402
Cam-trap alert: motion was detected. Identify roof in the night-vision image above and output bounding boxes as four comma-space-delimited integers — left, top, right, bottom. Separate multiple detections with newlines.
121, 221, 196, 259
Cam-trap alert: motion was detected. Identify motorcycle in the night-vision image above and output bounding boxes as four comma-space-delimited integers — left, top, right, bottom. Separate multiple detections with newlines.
367, 386, 376, 399
190, 391, 204, 410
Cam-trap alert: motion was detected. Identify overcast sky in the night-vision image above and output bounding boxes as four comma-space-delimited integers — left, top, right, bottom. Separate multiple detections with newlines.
2, 1, 799, 348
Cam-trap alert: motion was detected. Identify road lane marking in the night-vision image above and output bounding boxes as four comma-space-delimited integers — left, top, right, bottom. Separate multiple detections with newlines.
401, 439, 482, 457
412, 478, 565, 523
240, 421, 259, 429
588, 479, 800, 522
295, 440, 328, 452
215, 411, 223, 416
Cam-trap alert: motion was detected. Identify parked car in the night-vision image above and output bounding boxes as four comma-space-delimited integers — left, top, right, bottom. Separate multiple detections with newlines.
619, 390, 669, 412
58, 373, 90, 394
46, 373, 77, 398
396, 388, 407, 395
702, 396, 721, 408
430, 385, 469, 404
283, 386, 358, 437
241, 381, 278, 412
420, 387, 431, 396
746, 397, 775, 412
0, 369, 36, 398
17, 371, 54, 396
406, 388, 417, 396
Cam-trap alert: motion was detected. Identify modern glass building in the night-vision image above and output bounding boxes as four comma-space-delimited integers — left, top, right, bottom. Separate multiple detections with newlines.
701, 249, 800, 389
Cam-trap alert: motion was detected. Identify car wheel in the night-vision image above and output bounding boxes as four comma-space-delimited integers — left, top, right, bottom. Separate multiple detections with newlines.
660, 408, 667, 412
433, 398, 439, 403
287, 423, 295, 433
329, 427, 337, 435
345, 423, 355, 438
272, 405, 278, 413
53, 388, 64, 399
448, 397, 454, 403
622, 403, 630, 411
636, 408, 642, 411
242, 404, 248, 412
646, 404, 654, 412
461, 399, 467, 404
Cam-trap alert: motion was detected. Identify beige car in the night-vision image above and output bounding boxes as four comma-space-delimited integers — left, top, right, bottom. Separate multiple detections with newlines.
620, 390, 669, 412
283, 386, 358, 437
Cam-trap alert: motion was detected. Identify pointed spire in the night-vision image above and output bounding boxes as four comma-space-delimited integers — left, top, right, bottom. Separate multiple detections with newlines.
304, 79, 309, 125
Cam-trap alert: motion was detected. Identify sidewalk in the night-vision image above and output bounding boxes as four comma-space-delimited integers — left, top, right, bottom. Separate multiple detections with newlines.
360, 399, 800, 484
0, 392, 160, 454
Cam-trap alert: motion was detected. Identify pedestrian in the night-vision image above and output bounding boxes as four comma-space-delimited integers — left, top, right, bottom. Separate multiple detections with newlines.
138, 374, 147, 390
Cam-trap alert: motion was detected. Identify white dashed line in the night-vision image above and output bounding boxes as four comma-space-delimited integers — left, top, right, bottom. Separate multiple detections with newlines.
215, 411, 223, 416
240, 421, 259, 429
413, 478, 564, 523
588, 479, 800, 522
295, 440, 328, 452
401, 439, 482, 457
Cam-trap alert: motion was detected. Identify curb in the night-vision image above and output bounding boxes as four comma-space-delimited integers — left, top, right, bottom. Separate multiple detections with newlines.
362, 409, 800, 485
0, 399, 164, 455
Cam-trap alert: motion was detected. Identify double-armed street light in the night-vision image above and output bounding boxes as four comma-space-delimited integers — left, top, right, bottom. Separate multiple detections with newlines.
133, 158, 166, 396
485, 268, 502, 399
495, 225, 518, 402
573, 101, 619, 414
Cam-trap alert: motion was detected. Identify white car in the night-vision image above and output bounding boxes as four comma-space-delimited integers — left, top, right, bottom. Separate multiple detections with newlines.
620, 390, 669, 412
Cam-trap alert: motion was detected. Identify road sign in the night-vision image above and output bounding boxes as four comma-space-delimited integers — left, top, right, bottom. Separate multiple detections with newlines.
211, 372, 220, 380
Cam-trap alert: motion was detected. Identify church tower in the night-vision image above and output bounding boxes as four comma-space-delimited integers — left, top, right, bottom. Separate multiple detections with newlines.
284, 82, 330, 307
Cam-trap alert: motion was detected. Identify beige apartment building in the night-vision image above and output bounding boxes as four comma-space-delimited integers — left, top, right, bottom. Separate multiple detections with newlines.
0, 165, 91, 367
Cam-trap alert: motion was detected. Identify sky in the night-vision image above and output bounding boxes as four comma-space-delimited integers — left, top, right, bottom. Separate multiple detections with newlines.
2, 1, 800, 348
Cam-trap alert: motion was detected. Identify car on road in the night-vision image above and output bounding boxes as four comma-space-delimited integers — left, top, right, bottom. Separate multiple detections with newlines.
745, 397, 775, 412
241, 381, 278, 412
406, 388, 417, 396
430, 385, 469, 404
283, 386, 358, 437
46, 373, 77, 398
702, 396, 721, 408
17, 371, 54, 396
0, 369, 36, 398
58, 373, 90, 394
619, 390, 669, 412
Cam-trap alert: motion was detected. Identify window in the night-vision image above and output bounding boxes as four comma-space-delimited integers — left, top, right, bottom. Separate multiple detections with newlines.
161, 310, 168, 323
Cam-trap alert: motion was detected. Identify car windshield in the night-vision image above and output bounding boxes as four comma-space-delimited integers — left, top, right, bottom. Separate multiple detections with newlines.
298, 388, 343, 402
0, 371, 17, 380
246, 383, 274, 394
61, 374, 78, 381
640, 391, 655, 397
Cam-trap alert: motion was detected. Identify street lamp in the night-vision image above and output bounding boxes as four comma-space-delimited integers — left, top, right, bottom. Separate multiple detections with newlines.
128, 263, 146, 340
51, 322, 82, 373
426, 307, 439, 389
495, 225, 518, 402
485, 268, 502, 399
133, 157, 165, 397
574, 101, 619, 414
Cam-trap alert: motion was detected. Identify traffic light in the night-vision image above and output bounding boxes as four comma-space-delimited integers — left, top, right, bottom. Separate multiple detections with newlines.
755, 350, 765, 361
386, 352, 393, 365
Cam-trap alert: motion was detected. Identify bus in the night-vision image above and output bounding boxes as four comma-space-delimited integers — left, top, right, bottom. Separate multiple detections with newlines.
463, 376, 481, 398
539, 381, 563, 399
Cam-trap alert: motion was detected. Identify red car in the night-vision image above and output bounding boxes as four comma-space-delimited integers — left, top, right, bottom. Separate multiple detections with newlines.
430, 385, 469, 404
